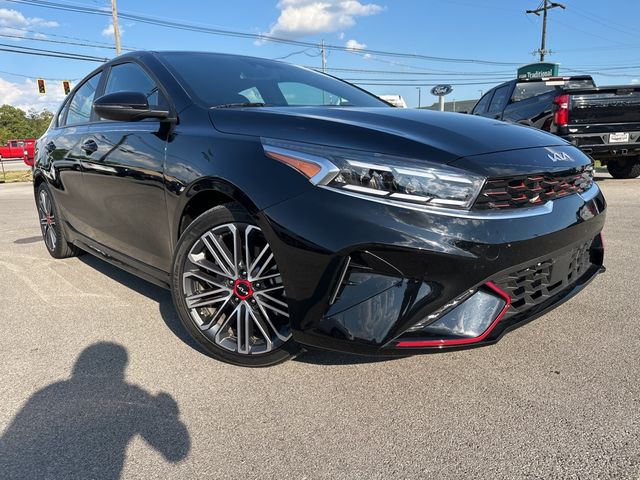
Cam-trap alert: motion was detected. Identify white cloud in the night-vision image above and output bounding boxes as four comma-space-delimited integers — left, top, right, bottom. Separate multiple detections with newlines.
101, 21, 124, 38
0, 8, 58, 38
0, 76, 66, 113
631, 78, 639, 84
267, 0, 383, 37
346, 38, 370, 59
345, 38, 366, 51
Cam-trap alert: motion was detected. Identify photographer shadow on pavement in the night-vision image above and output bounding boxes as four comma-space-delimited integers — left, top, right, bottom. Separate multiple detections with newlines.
0, 342, 190, 480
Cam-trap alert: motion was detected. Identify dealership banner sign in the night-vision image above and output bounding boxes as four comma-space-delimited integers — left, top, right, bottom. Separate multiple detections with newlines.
517, 62, 559, 80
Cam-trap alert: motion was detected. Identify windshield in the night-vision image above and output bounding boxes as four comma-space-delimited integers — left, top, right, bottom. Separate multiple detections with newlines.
159, 52, 388, 108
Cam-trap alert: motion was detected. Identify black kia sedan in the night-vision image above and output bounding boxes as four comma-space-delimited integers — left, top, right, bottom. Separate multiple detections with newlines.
33, 51, 605, 366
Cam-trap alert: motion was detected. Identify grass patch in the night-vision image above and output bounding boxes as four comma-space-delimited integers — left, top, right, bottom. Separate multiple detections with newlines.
0, 170, 33, 183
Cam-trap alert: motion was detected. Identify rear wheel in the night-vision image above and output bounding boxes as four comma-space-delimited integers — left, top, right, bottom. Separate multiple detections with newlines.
171, 204, 300, 366
36, 183, 81, 259
606, 157, 640, 179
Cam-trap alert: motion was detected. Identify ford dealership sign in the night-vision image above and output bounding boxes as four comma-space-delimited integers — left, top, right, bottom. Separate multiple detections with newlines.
431, 84, 453, 96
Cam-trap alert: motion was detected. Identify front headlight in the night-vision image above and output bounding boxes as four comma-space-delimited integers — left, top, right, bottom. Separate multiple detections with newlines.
262, 138, 485, 209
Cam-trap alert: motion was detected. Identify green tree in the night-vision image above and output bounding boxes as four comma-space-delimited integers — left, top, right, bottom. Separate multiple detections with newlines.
0, 105, 53, 144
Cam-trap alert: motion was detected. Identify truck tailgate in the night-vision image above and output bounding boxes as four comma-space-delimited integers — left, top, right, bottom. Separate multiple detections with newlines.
569, 86, 640, 126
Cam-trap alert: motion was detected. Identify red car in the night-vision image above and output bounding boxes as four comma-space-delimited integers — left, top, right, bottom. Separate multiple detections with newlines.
0, 139, 36, 166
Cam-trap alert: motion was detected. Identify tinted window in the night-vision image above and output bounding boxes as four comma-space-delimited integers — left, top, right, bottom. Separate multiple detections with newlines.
159, 52, 387, 108
104, 62, 166, 107
66, 73, 101, 126
278, 82, 346, 106
487, 85, 510, 113
511, 82, 555, 102
565, 78, 595, 89
472, 92, 492, 114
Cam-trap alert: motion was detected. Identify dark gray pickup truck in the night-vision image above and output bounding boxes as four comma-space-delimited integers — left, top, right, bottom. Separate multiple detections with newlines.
471, 76, 640, 178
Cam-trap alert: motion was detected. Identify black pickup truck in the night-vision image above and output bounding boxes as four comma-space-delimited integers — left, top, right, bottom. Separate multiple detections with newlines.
471, 76, 640, 178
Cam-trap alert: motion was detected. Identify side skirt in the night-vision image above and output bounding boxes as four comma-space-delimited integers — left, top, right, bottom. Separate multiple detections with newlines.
69, 229, 171, 289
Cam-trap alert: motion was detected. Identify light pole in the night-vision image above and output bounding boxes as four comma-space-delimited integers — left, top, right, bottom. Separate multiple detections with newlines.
526, 0, 566, 61
416, 87, 421, 108
111, 0, 122, 55
478, 89, 484, 98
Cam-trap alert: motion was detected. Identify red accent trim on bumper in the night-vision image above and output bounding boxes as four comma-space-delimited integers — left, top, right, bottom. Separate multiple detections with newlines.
395, 282, 511, 348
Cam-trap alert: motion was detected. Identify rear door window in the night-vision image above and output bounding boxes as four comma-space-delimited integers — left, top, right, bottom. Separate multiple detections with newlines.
472, 92, 492, 115
487, 85, 510, 114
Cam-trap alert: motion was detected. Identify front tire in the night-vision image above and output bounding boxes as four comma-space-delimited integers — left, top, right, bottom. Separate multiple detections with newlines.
606, 157, 640, 179
171, 204, 300, 367
36, 183, 81, 259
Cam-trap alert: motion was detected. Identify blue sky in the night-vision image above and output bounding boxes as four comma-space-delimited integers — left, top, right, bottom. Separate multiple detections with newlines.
1, 0, 639, 111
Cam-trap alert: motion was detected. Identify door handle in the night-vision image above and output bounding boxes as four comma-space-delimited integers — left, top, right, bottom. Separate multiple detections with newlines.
81, 139, 98, 155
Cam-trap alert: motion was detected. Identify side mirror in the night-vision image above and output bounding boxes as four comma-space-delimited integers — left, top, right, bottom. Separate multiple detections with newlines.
93, 91, 170, 122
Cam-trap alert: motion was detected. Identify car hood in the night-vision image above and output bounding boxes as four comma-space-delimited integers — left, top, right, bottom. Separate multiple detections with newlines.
209, 106, 568, 165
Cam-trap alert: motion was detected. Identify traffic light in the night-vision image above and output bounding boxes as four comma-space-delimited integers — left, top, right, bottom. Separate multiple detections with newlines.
62, 80, 71, 95
37, 79, 46, 95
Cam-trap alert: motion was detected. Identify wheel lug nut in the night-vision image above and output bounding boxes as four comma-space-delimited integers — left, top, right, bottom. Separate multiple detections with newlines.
241, 270, 247, 277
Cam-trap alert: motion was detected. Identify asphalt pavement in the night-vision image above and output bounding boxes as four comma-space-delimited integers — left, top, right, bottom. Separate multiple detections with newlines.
0, 176, 638, 479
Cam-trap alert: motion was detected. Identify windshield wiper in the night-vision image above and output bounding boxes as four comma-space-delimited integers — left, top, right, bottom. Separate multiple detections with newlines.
212, 102, 269, 108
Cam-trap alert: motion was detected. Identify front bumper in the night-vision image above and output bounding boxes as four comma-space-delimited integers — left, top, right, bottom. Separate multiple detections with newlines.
260, 182, 606, 356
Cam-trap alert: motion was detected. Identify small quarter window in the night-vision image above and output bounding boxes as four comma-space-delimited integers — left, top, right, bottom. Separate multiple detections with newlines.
104, 62, 166, 108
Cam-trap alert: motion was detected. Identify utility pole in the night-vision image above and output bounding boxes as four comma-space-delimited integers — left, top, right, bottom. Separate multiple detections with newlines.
416, 87, 421, 108
526, 0, 565, 61
320, 40, 327, 73
111, 0, 122, 56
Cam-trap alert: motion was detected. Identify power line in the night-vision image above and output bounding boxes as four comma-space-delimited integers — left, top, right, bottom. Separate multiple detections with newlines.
562, 0, 639, 39
350, 80, 510, 86
0, 43, 108, 62
2, 26, 138, 50
6, 0, 526, 66
272, 48, 318, 60
308, 66, 516, 76
0, 32, 135, 51
0, 69, 79, 82
343, 77, 513, 82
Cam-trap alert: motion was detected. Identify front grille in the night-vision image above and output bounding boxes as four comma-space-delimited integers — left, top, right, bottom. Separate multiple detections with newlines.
493, 240, 594, 318
474, 166, 593, 210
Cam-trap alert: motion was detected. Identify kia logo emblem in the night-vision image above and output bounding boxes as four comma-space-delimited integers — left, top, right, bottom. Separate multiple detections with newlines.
546, 150, 573, 162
